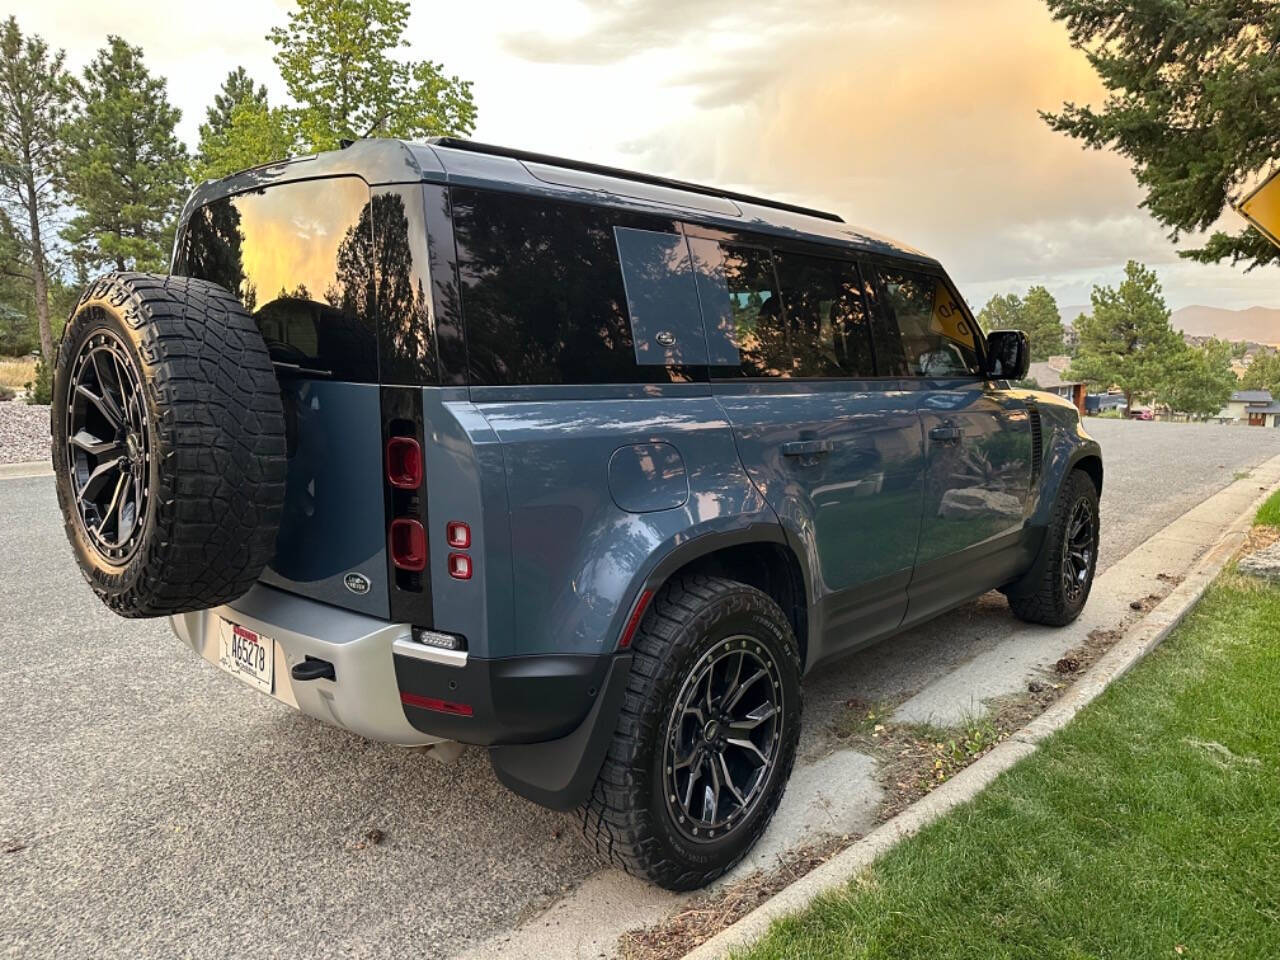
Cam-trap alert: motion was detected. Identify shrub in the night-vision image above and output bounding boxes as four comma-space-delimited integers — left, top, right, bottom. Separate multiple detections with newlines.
0, 383, 14, 401
25, 354, 51, 405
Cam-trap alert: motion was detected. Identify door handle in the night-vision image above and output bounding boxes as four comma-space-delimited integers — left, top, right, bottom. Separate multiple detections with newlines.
929, 425, 963, 444
781, 439, 834, 457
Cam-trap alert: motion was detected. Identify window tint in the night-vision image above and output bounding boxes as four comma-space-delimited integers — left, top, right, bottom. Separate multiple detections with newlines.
706, 245, 876, 378
876, 268, 981, 377
451, 188, 688, 385
614, 227, 707, 367
773, 252, 876, 377
175, 177, 378, 382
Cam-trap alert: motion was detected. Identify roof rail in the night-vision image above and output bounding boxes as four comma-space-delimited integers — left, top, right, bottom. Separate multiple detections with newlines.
427, 137, 845, 224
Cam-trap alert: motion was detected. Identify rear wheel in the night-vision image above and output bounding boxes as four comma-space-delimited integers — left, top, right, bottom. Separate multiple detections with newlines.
1007, 469, 1100, 626
578, 576, 802, 890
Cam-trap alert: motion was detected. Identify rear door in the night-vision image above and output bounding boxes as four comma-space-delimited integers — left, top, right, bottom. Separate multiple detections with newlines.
869, 265, 1034, 623
690, 231, 926, 662
175, 176, 393, 619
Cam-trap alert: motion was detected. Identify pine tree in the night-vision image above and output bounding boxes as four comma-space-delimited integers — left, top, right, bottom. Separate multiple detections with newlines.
0, 16, 72, 363
978, 287, 1065, 361
268, 0, 477, 152
195, 67, 278, 177
1022, 286, 1066, 360
61, 37, 189, 273
1067, 261, 1186, 411
1042, 0, 1280, 269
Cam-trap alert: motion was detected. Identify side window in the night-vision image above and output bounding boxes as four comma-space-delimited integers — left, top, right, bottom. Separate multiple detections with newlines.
772, 252, 876, 378
176, 176, 378, 382
722, 244, 785, 377
876, 268, 981, 377
451, 188, 687, 385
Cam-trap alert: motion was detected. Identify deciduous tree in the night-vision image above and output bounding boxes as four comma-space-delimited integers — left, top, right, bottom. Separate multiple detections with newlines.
268, 0, 477, 153
1042, 0, 1280, 269
61, 37, 188, 273
0, 16, 71, 363
977, 286, 1066, 361
1161, 337, 1237, 418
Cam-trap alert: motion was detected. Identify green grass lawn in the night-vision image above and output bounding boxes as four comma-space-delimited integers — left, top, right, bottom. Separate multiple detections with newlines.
1254, 487, 1280, 529
738, 575, 1280, 958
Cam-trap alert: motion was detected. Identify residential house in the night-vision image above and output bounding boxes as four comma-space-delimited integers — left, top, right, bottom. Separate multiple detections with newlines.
1026, 356, 1086, 415
1217, 389, 1280, 426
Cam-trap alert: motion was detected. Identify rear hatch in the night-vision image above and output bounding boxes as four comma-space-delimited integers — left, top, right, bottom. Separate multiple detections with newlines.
173, 175, 395, 619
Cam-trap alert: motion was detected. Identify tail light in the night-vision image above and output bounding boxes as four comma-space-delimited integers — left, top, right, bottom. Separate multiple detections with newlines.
447, 552, 472, 580
390, 518, 427, 571
386, 437, 423, 490
446, 521, 471, 549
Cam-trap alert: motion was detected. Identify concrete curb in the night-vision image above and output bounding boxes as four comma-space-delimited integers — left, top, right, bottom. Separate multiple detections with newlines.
0, 460, 53, 480
682, 478, 1275, 960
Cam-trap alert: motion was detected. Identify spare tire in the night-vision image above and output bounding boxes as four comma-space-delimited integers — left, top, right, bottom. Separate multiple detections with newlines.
51, 272, 287, 618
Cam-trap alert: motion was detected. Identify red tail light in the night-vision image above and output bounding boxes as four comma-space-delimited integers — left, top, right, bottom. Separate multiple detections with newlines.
447, 553, 472, 580
446, 521, 471, 549
400, 692, 473, 717
385, 437, 423, 490
389, 518, 427, 571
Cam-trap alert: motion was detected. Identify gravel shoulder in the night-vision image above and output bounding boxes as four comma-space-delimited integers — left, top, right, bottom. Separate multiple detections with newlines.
0, 401, 50, 465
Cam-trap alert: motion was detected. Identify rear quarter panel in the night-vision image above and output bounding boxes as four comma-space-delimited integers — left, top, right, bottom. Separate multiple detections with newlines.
472, 387, 777, 658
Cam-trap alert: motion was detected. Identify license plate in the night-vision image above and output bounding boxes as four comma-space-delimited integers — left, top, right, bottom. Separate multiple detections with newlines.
217, 620, 274, 694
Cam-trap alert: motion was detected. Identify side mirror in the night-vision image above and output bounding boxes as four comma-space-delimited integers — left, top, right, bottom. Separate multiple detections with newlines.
985, 330, 1030, 381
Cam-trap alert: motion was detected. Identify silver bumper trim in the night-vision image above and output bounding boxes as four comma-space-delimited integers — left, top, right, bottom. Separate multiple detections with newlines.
169, 583, 445, 746
391, 636, 468, 667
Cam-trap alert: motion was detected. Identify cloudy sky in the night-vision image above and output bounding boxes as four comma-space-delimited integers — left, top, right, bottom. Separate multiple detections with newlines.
21, 0, 1280, 315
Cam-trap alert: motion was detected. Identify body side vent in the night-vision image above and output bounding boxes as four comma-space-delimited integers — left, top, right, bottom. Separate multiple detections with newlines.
1028, 402, 1044, 485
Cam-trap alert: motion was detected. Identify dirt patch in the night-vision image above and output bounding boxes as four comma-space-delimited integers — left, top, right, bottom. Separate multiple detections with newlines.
1243, 525, 1280, 554
617, 837, 847, 960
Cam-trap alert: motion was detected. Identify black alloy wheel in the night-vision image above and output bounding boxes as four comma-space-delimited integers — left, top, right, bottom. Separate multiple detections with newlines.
662, 635, 784, 842
64, 329, 151, 565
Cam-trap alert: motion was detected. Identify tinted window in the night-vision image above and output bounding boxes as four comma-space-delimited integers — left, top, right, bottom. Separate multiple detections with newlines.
876, 268, 981, 377
176, 177, 378, 382
720, 244, 784, 377
451, 188, 688, 385
706, 245, 876, 378
773, 252, 876, 377
614, 227, 707, 367
372, 186, 437, 385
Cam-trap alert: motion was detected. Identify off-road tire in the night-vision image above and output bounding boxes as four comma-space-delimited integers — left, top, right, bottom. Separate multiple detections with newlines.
51, 272, 287, 618
577, 575, 802, 891
1007, 469, 1100, 626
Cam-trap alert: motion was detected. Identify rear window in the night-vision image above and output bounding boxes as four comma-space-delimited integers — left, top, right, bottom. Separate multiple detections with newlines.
175, 176, 378, 382
451, 188, 694, 386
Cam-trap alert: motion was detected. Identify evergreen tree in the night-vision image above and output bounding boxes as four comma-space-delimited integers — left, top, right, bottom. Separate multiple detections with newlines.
61, 37, 188, 273
1042, 0, 1280, 269
203, 67, 266, 142
978, 287, 1066, 361
1067, 261, 1185, 411
268, 0, 477, 152
1022, 286, 1066, 360
0, 16, 72, 363
977, 292, 1024, 333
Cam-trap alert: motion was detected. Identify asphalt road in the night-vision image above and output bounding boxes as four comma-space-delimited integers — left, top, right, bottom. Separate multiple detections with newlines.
4, 418, 1280, 959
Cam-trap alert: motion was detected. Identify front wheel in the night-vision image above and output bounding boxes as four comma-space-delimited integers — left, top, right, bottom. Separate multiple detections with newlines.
577, 576, 802, 890
1007, 469, 1100, 626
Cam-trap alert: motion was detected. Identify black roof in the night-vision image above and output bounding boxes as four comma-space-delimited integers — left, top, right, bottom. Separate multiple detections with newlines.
178, 137, 935, 266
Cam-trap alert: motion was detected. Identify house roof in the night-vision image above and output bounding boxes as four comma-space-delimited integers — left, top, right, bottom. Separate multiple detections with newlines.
1230, 389, 1273, 403
1249, 403, 1280, 415
1027, 361, 1083, 390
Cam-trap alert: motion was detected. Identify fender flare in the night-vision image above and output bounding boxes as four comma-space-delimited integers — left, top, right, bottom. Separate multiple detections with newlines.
489, 523, 810, 810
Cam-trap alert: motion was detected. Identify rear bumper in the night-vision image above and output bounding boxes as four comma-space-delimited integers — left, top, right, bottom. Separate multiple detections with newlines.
169, 584, 632, 807
170, 583, 443, 746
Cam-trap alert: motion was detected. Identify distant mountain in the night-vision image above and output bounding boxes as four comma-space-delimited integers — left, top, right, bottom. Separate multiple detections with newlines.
1170, 305, 1280, 344
1060, 304, 1280, 345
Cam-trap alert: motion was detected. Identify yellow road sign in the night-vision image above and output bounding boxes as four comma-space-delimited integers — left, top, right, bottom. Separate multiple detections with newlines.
1238, 167, 1280, 249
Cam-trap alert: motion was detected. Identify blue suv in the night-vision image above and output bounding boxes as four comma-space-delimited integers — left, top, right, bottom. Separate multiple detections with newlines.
49, 138, 1102, 890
